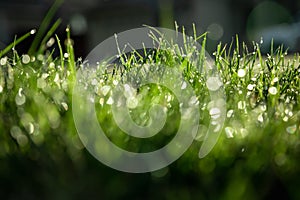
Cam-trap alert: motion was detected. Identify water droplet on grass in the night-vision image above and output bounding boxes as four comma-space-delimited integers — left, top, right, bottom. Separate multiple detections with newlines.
225, 127, 235, 138
101, 85, 111, 96
49, 62, 55, 68
41, 73, 49, 79
30, 29, 36, 34
181, 81, 187, 90
237, 68, 246, 78
15, 88, 26, 106
17, 135, 28, 147
268, 87, 277, 95
99, 98, 104, 106
0, 57, 7, 65
22, 54, 30, 65
237, 101, 246, 109
206, 77, 222, 91
227, 110, 234, 118
247, 84, 255, 91
286, 125, 297, 134
37, 54, 44, 61
61, 102, 69, 111
272, 77, 279, 84
209, 107, 221, 119
113, 80, 118, 85
46, 37, 55, 47
106, 97, 114, 105
10, 126, 22, 139
257, 113, 264, 122
27, 123, 34, 134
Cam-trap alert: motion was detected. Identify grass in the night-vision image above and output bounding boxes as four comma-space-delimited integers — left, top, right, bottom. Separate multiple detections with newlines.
0, 12, 300, 199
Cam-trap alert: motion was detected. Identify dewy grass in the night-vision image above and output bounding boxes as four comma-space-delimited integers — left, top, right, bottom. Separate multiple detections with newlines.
0, 19, 300, 197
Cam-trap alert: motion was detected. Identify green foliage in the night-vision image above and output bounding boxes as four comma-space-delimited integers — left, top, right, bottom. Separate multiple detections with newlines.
0, 19, 299, 199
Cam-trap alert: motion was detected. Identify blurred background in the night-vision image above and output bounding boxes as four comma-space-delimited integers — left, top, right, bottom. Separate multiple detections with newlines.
1, 0, 300, 56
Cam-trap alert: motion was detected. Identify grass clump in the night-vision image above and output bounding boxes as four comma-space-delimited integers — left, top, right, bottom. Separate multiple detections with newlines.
0, 18, 299, 199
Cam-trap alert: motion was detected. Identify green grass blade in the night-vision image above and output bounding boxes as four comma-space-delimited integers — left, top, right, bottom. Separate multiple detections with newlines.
28, 0, 63, 55
38, 18, 62, 53
0, 29, 36, 58
55, 34, 64, 70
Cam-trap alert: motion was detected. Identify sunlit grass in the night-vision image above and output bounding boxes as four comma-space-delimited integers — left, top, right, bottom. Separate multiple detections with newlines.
0, 15, 299, 198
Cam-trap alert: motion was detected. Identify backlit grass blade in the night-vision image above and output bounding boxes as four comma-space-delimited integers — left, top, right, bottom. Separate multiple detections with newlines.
0, 29, 36, 58
38, 18, 62, 53
28, 0, 63, 55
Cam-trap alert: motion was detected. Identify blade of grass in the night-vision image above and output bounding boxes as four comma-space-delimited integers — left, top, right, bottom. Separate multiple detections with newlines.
65, 26, 76, 90
0, 29, 36, 58
28, 0, 63, 55
38, 18, 62, 53
55, 34, 64, 71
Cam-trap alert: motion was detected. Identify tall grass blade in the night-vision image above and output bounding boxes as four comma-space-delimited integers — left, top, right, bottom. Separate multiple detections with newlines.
28, 0, 63, 55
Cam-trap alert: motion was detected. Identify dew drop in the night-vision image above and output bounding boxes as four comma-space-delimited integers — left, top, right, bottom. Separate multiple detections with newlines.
30, 29, 36, 35
10, 126, 22, 139
41, 73, 49, 79
106, 97, 114, 105
237, 101, 246, 109
17, 135, 28, 147
123, 84, 136, 98
286, 124, 297, 134
0, 57, 7, 65
99, 98, 104, 106
0, 85, 3, 93
272, 77, 279, 83
209, 107, 221, 119
37, 54, 44, 61
27, 122, 34, 134
49, 62, 55, 68
46, 37, 55, 47
15, 88, 26, 106
166, 95, 172, 103
237, 68, 246, 78
257, 113, 264, 123
89, 97, 95, 103
101, 85, 111, 96
206, 77, 222, 91
37, 78, 46, 89
113, 80, 118, 86
227, 109, 234, 118
240, 128, 248, 138
189, 96, 199, 106
247, 84, 255, 91
268, 87, 278, 95
225, 127, 235, 138
260, 37, 264, 44
181, 81, 187, 90
54, 73, 60, 84
61, 102, 69, 111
